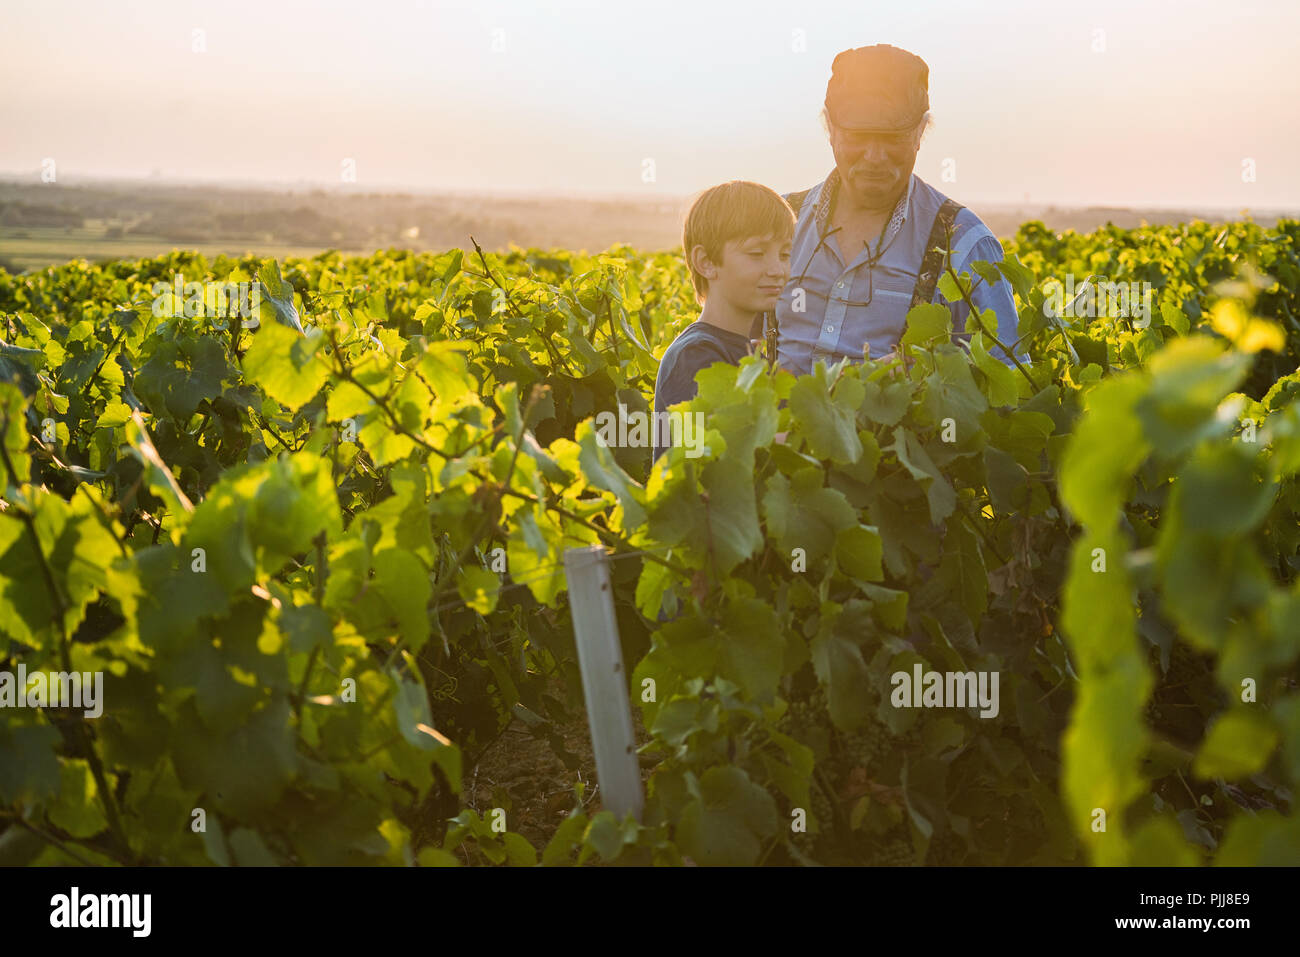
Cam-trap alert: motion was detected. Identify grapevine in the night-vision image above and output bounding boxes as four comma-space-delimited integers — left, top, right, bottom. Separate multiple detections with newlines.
0, 217, 1296, 867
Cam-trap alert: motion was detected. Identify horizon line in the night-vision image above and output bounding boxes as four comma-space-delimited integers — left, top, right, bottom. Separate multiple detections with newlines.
0, 172, 1296, 216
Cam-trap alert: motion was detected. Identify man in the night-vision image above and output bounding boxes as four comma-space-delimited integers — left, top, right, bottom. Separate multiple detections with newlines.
769, 44, 1024, 375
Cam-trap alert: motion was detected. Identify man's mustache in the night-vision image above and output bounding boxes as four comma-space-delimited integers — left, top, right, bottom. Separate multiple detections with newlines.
852, 167, 897, 180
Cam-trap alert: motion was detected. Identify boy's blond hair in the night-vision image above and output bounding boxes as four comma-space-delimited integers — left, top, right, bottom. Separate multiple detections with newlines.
682, 181, 796, 304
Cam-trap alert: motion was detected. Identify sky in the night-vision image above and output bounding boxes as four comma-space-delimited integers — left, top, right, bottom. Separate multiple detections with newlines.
2, 0, 1297, 208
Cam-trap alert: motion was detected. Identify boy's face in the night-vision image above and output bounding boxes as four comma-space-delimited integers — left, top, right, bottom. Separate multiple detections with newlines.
701, 233, 792, 311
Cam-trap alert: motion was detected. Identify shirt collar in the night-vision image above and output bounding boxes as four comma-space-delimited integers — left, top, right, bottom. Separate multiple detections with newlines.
814, 169, 916, 242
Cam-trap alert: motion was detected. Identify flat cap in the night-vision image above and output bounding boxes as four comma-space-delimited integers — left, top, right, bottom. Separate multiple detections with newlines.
825, 44, 929, 132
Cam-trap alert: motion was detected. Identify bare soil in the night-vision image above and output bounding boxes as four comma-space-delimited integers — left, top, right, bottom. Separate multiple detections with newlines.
464, 683, 654, 851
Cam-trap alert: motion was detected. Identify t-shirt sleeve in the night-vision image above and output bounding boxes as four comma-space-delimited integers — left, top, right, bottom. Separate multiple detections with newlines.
655, 340, 729, 416
652, 339, 729, 462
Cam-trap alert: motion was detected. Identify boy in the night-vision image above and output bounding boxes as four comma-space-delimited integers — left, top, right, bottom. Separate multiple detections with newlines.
651, 181, 796, 463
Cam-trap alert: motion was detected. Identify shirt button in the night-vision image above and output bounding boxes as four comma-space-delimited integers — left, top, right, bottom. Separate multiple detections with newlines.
827, 325, 835, 333
836, 281, 845, 288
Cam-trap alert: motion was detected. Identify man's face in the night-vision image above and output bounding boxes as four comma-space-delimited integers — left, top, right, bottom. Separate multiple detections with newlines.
705, 234, 792, 311
829, 101, 921, 209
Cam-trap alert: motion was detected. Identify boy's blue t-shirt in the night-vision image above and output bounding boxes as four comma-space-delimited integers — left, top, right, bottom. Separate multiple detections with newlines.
651, 318, 758, 462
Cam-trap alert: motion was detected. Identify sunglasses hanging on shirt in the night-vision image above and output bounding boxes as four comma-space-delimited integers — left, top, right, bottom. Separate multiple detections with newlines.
763, 188, 907, 365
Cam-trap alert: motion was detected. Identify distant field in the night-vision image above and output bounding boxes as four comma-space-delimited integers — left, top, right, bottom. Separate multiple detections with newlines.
0, 181, 690, 273
1, 180, 1295, 274
0, 226, 369, 272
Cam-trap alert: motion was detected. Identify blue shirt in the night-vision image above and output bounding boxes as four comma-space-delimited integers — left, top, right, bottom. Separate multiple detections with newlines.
774, 170, 1024, 375
652, 319, 756, 462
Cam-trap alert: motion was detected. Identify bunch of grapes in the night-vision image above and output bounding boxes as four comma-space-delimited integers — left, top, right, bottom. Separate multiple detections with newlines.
780, 683, 829, 737
808, 779, 833, 832
780, 683, 835, 863
870, 836, 914, 866
836, 714, 889, 771
927, 832, 967, 866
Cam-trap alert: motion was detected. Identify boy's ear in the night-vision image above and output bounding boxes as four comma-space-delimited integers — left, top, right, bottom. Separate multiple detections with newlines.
689, 243, 718, 280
